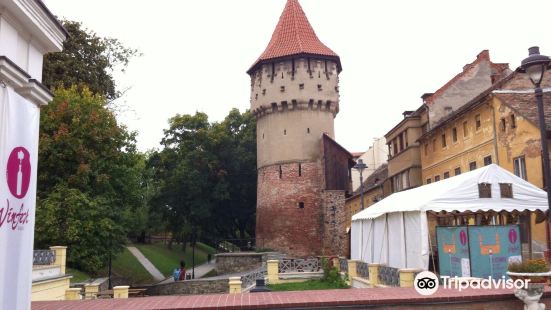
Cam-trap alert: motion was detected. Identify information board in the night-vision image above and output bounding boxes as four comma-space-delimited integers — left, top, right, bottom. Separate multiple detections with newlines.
436, 226, 471, 277
467, 225, 521, 279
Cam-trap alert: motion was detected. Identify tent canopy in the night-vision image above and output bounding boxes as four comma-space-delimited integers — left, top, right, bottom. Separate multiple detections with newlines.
350, 164, 549, 270
352, 164, 548, 221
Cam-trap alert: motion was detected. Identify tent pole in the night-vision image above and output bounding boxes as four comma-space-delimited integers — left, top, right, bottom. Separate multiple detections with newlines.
402, 212, 407, 268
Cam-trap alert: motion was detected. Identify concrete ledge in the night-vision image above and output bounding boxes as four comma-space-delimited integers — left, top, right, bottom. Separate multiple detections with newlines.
351, 276, 371, 288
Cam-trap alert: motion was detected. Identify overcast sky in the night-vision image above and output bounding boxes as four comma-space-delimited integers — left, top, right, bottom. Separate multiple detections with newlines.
43, 0, 551, 153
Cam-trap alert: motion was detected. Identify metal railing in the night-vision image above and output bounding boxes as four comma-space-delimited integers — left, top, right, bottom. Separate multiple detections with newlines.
240, 267, 267, 289
339, 258, 348, 273
279, 258, 321, 273
378, 266, 400, 286
33, 250, 56, 265
357, 261, 369, 279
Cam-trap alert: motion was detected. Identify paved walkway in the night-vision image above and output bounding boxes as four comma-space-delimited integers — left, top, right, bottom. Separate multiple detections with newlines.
158, 259, 216, 284
32, 286, 551, 310
127, 246, 164, 282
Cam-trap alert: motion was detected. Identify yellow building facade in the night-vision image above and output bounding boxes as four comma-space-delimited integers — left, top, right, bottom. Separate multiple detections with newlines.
419, 69, 551, 256
31, 246, 74, 301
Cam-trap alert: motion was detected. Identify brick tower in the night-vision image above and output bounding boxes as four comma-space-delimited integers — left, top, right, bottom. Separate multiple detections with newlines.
248, 0, 349, 257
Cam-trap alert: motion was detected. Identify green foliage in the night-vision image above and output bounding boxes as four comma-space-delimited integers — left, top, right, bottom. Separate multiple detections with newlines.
66, 267, 91, 284
268, 279, 349, 291
35, 86, 144, 273
42, 20, 140, 100
508, 259, 550, 273
151, 109, 256, 244
109, 247, 153, 285
321, 258, 348, 288
134, 243, 214, 277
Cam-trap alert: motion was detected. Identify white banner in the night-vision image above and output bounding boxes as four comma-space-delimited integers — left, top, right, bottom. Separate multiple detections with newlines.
0, 86, 40, 310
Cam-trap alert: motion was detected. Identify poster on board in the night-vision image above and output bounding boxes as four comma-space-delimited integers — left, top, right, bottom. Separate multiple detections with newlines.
468, 225, 521, 279
436, 226, 471, 277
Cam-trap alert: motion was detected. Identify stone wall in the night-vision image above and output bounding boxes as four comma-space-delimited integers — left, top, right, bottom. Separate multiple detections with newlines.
147, 278, 227, 296
256, 161, 323, 257
321, 190, 347, 256
215, 253, 264, 275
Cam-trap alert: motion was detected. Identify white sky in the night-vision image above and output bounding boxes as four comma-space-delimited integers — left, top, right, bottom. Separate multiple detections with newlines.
43, 0, 551, 153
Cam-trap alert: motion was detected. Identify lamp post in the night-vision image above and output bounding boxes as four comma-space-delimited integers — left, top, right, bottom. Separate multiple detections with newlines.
353, 159, 368, 210
521, 46, 551, 258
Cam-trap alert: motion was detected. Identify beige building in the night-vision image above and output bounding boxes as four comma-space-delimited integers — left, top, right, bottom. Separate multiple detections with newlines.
31, 246, 73, 301
351, 137, 387, 191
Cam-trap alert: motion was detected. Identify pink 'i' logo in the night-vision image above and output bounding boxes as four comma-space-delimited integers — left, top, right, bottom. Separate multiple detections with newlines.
509, 229, 518, 244
6, 147, 31, 199
459, 230, 468, 245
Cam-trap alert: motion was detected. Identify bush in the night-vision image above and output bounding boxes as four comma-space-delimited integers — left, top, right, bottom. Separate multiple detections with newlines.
508, 259, 550, 273
321, 258, 348, 288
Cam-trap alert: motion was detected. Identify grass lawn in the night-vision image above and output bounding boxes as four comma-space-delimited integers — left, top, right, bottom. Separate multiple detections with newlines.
268, 280, 349, 291
110, 247, 154, 285
66, 267, 91, 283
135, 242, 216, 277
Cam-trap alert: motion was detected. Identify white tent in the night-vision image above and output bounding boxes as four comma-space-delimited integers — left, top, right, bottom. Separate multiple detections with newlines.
350, 164, 549, 270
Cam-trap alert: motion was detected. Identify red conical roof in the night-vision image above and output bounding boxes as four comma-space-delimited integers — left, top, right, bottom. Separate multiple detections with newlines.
248, 0, 341, 74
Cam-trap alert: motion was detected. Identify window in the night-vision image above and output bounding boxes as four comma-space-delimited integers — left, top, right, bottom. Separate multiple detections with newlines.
284, 129, 287, 135
454, 167, 461, 176
463, 121, 468, 137
298, 163, 302, 176
484, 155, 492, 166
299, 83, 305, 90
452, 128, 458, 142
469, 161, 477, 171
426, 178, 432, 184
434, 175, 441, 182
399, 134, 404, 151
441, 134, 447, 148
475, 114, 481, 130
280, 86, 285, 92
444, 171, 450, 179
514, 156, 527, 180
511, 114, 516, 129
500, 118, 506, 131
262, 89, 266, 95
432, 139, 436, 152
424, 144, 428, 156
500, 183, 513, 198
279, 165, 282, 179
307, 128, 310, 134
317, 84, 322, 91
298, 202, 305, 209
478, 183, 492, 198
262, 133, 265, 139
393, 140, 398, 156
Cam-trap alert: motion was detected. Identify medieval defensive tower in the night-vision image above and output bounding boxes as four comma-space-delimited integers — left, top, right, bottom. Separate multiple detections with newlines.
248, 0, 350, 257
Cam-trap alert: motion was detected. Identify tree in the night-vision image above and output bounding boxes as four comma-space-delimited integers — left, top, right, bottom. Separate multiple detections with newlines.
42, 20, 139, 100
35, 86, 143, 273
151, 109, 256, 247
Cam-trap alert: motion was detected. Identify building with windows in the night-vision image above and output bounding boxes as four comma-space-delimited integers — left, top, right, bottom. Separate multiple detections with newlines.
385, 107, 428, 193
418, 58, 551, 257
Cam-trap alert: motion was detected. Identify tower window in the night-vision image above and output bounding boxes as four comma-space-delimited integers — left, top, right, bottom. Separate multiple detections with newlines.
255, 94, 258, 100
299, 83, 305, 89
279, 165, 282, 179
307, 128, 310, 134
317, 84, 322, 91
511, 114, 516, 129
262, 89, 266, 95
500, 118, 506, 131
284, 129, 287, 135
299, 163, 302, 176
280, 86, 285, 92
298, 202, 305, 209
262, 133, 264, 139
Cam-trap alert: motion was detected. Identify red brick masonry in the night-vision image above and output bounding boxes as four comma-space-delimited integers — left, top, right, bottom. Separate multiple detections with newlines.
32, 287, 551, 310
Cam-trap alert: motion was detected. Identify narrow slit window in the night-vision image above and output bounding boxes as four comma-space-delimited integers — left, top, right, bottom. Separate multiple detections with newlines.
307, 128, 310, 134
279, 165, 282, 179
441, 134, 447, 148
298, 163, 302, 176
511, 114, 516, 129
452, 127, 457, 142
298, 202, 305, 209
500, 118, 506, 131
299, 83, 305, 90
284, 129, 287, 135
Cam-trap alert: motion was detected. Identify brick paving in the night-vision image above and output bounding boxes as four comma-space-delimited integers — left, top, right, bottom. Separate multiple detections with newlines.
31, 286, 551, 310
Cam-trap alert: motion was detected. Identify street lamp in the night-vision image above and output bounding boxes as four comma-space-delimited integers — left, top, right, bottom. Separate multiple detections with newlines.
353, 159, 368, 210
521, 46, 551, 258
